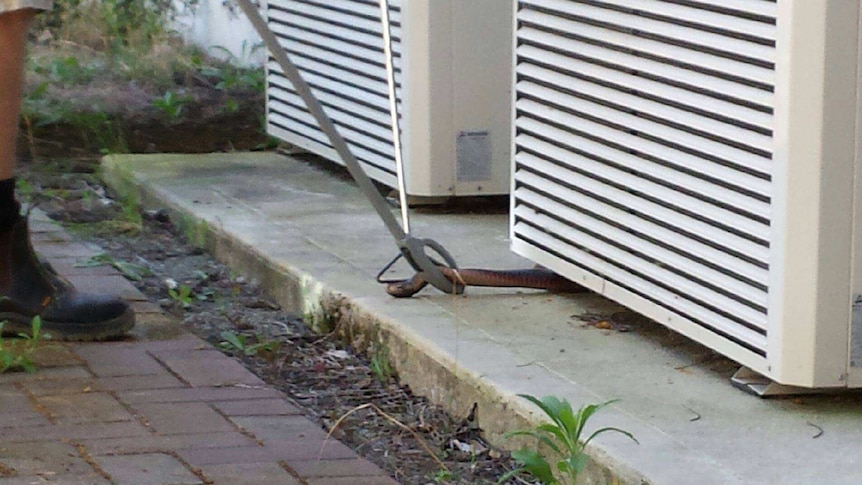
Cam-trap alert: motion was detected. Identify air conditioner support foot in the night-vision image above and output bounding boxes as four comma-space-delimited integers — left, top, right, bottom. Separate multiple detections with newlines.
731, 367, 822, 397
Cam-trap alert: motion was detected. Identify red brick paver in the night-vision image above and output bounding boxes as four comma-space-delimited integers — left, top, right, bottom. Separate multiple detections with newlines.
0, 211, 398, 485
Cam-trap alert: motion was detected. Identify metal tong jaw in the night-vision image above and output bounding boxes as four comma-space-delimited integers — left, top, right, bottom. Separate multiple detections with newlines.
399, 237, 464, 295
375, 236, 464, 295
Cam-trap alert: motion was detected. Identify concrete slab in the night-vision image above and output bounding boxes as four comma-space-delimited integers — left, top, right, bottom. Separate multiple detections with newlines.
103, 152, 862, 485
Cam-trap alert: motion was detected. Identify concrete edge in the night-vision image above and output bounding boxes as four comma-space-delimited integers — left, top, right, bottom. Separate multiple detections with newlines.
100, 154, 649, 485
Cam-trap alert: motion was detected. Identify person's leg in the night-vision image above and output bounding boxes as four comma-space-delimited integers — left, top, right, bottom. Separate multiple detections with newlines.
0, 9, 35, 228
0, 6, 135, 340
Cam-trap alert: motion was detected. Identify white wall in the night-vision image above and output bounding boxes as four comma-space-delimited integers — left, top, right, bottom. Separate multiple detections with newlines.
172, 0, 264, 67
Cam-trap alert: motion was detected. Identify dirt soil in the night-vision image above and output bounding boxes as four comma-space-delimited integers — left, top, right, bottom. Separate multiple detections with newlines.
18, 132, 527, 484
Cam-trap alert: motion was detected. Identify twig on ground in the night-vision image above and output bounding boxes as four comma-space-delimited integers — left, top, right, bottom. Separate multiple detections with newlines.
807, 421, 823, 439
324, 402, 449, 471
683, 405, 701, 422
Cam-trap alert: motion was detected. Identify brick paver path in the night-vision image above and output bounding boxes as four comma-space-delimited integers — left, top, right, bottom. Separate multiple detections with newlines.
0, 213, 398, 484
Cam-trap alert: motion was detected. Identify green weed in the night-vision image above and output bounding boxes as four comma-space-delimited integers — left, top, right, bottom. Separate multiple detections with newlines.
111, 191, 142, 227
32, 55, 100, 85
67, 111, 128, 154
369, 345, 394, 384
83, 191, 142, 237
152, 91, 193, 123
206, 43, 266, 90
0, 316, 46, 374
500, 395, 637, 485
218, 331, 280, 357
430, 469, 456, 484
14, 179, 35, 200
168, 285, 195, 308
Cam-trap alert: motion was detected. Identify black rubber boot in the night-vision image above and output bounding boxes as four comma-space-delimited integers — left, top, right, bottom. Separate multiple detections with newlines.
0, 214, 135, 340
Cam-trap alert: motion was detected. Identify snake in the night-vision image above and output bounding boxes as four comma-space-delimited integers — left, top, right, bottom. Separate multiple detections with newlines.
386, 266, 588, 298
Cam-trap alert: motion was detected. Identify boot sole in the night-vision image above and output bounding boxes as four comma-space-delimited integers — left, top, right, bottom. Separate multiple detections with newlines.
0, 307, 136, 341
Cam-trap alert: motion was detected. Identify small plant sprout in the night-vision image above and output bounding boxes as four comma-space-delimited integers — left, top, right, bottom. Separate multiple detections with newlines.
169, 285, 194, 308
165, 279, 194, 308
369, 345, 394, 383
218, 331, 280, 357
152, 91, 193, 123
500, 395, 637, 485
431, 469, 456, 483
0, 316, 46, 374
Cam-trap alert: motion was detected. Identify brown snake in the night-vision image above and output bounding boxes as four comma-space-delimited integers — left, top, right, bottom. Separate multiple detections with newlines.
386, 267, 588, 298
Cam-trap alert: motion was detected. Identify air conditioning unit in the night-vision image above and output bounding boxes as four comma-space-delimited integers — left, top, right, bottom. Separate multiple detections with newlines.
510, 0, 862, 392
264, 0, 513, 199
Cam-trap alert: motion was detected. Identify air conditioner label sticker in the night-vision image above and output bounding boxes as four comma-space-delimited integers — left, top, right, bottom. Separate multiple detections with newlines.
457, 131, 492, 182
852, 294, 862, 368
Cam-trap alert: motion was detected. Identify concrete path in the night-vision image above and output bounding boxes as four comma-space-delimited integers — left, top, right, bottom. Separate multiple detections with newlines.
0, 211, 397, 485
102, 152, 862, 485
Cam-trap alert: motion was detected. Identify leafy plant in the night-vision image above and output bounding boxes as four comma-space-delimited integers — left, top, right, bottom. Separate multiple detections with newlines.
369, 345, 394, 383
431, 469, 456, 484
33, 56, 99, 85
218, 331, 280, 357
71, 111, 128, 154
221, 97, 240, 114
14, 179, 35, 199
168, 284, 194, 308
152, 91, 193, 123
117, 192, 142, 226
0, 317, 46, 374
500, 395, 637, 485
206, 43, 266, 92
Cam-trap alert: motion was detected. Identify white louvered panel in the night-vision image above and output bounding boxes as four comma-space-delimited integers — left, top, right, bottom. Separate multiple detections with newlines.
512, 216, 768, 353
516, 16, 773, 113
266, 0, 403, 182
269, 105, 395, 176
267, 24, 403, 73
517, 43, 772, 134
268, 6, 402, 57
269, 54, 389, 103
515, 169, 769, 288
268, 111, 393, 170
518, 82, 772, 197
516, 128, 771, 244
516, 187, 768, 314
516, 151, 771, 266
513, 0, 776, 357
267, 25, 400, 79
520, 0, 775, 66
268, 64, 402, 118
679, 0, 776, 19
272, 1, 403, 45
290, 0, 402, 23
268, 68, 400, 175
519, 10, 773, 88
518, 66, 770, 157
268, 93, 392, 150
595, 0, 775, 41
516, 100, 770, 221
269, 75, 392, 128
269, 99, 395, 164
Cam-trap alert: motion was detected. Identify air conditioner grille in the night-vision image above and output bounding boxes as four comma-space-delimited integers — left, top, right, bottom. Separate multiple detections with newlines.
266, 0, 403, 183
513, 0, 776, 355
